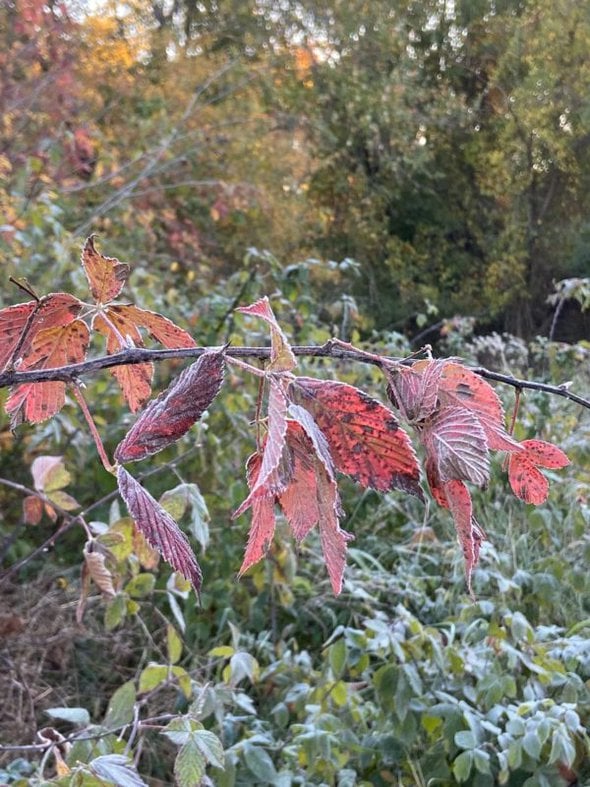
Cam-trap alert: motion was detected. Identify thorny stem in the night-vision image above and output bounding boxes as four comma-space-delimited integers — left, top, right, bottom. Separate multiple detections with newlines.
0, 341, 587, 410
71, 385, 115, 473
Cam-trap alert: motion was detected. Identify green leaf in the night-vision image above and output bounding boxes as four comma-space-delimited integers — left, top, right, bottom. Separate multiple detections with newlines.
125, 573, 156, 598
103, 681, 136, 730
452, 750, 473, 783
454, 730, 477, 750
171, 666, 193, 699
243, 744, 277, 784
89, 754, 148, 787
167, 624, 183, 665
229, 651, 259, 685
175, 738, 206, 787
328, 639, 347, 678
193, 729, 225, 769
45, 707, 90, 726
208, 645, 234, 658
549, 730, 576, 767
522, 731, 542, 760
139, 663, 169, 694
162, 717, 194, 747
104, 593, 127, 630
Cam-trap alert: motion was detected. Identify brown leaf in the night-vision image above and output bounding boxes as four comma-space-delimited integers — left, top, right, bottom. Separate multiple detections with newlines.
114, 349, 225, 463
117, 467, 202, 591
83, 541, 116, 598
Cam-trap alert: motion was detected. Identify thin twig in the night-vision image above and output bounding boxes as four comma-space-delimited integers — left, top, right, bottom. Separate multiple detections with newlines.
0, 342, 588, 409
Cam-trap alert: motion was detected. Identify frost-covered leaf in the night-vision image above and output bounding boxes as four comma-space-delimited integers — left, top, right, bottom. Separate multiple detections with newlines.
236, 297, 296, 371
89, 754, 148, 787
289, 377, 423, 497
236, 452, 277, 577
444, 479, 482, 597
385, 359, 446, 422
117, 467, 202, 591
422, 406, 490, 487
174, 738, 206, 787
93, 303, 195, 412
45, 707, 90, 726
438, 362, 520, 451
115, 350, 225, 462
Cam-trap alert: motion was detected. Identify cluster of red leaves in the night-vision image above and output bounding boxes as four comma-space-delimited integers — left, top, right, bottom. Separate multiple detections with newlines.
386, 360, 570, 594
0, 237, 196, 426
1, 251, 572, 596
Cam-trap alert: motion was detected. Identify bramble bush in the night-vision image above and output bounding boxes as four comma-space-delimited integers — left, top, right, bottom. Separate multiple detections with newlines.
0, 240, 589, 786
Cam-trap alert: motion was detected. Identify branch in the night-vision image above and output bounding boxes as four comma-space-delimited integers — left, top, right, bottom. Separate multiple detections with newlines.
0, 342, 588, 409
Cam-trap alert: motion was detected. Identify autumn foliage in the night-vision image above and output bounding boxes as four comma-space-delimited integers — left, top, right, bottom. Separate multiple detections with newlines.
0, 239, 572, 599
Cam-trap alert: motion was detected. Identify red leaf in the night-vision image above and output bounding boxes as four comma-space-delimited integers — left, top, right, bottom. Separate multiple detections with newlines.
421, 406, 490, 487
425, 456, 449, 509
0, 293, 83, 371
438, 362, 520, 451
238, 453, 277, 576
236, 421, 352, 593
444, 479, 481, 598
278, 421, 351, 593
385, 359, 446, 422
289, 377, 423, 498
236, 297, 296, 371
117, 466, 202, 591
508, 439, 570, 505
287, 403, 336, 479
6, 320, 90, 425
82, 236, 130, 304
115, 350, 225, 463
316, 463, 352, 595
233, 381, 290, 517
278, 421, 328, 540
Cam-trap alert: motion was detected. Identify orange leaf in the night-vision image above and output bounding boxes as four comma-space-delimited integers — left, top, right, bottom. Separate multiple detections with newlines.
0, 293, 83, 371
82, 236, 130, 304
6, 320, 90, 425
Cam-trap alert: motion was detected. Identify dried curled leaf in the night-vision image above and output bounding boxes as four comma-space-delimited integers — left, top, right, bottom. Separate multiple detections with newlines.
115, 349, 225, 463
117, 467, 202, 591
83, 541, 116, 598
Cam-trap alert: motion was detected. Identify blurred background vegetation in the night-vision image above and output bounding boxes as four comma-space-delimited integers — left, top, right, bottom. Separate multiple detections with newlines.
0, 0, 589, 785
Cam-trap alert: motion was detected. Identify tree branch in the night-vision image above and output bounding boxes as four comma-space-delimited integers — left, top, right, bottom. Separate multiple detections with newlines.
0, 342, 588, 409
